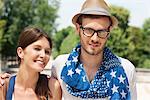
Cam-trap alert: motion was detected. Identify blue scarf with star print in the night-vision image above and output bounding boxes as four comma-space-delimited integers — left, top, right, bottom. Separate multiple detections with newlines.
61, 44, 131, 99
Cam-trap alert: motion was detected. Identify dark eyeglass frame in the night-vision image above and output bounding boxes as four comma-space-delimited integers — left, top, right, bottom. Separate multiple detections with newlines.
80, 26, 110, 39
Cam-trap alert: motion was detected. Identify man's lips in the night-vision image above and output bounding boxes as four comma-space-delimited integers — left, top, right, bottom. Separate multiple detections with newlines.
89, 43, 99, 47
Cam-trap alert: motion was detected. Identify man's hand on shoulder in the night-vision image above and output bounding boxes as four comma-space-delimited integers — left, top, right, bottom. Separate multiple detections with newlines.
0, 73, 11, 87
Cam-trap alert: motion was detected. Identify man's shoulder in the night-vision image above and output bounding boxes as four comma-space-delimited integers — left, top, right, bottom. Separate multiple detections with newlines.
117, 56, 135, 69
53, 54, 69, 66
52, 54, 70, 78
117, 56, 136, 78
55, 54, 69, 61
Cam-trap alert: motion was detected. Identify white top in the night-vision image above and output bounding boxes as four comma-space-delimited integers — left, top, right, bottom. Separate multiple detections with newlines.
12, 94, 14, 100
52, 54, 137, 100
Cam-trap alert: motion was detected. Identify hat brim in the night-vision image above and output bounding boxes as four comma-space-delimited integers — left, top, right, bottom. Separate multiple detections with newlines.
72, 13, 118, 29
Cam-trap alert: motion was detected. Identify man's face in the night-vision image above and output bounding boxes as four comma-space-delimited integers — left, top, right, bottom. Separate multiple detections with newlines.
77, 16, 111, 56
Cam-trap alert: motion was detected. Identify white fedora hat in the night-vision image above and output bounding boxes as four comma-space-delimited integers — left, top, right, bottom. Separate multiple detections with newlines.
72, 0, 118, 29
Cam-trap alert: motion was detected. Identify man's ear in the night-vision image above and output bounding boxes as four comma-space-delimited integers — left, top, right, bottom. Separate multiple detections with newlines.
17, 47, 24, 59
75, 23, 80, 35
109, 26, 113, 31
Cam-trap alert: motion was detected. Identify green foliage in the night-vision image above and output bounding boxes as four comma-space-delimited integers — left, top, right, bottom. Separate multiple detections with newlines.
110, 5, 130, 32
0, 0, 3, 13
140, 18, 150, 68
0, 20, 6, 51
107, 28, 130, 57
52, 26, 79, 58
107, 20, 150, 68
59, 29, 79, 54
143, 59, 150, 69
53, 26, 72, 52
108, 6, 148, 68
125, 26, 144, 67
0, 0, 59, 57
143, 18, 150, 33
96, 6, 131, 59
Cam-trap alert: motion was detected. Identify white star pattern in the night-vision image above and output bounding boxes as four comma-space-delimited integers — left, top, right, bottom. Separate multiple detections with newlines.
72, 56, 78, 62
127, 85, 129, 89
60, 45, 131, 99
121, 90, 127, 98
76, 47, 80, 52
110, 70, 116, 78
108, 96, 111, 99
107, 80, 110, 87
66, 61, 71, 66
111, 85, 119, 94
118, 75, 125, 83
72, 48, 76, 52
67, 69, 74, 77
82, 76, 86, 82
75, 68, 81, 74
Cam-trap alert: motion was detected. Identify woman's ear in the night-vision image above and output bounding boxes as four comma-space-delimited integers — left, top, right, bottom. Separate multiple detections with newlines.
17, 47, 24, 59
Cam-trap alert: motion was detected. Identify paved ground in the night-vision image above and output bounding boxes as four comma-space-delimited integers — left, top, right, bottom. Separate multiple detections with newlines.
136, 70, 150, 100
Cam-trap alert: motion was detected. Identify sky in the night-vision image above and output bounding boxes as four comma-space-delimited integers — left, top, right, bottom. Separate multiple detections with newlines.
56, 0, 150, 30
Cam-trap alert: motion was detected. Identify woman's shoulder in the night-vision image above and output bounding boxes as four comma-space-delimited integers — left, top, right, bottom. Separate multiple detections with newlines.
48, 77, 62, 100
48, 77, 60, 89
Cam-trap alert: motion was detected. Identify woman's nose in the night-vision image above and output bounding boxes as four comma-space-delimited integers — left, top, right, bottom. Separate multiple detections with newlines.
39, 49, 46, 58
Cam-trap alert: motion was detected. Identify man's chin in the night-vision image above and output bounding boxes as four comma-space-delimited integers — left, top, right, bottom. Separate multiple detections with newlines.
86, 49, 97, 55
86, 48, 103, 55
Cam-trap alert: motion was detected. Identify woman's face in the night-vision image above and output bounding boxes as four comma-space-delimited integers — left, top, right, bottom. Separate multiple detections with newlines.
18, 37, 51, 72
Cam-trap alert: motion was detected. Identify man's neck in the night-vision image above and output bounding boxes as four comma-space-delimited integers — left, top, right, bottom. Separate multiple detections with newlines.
80, 50, 103, 68
80, 49, 103, 82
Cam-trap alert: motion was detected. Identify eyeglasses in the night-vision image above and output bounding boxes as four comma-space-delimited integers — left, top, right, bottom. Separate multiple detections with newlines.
80, 26, 110, 39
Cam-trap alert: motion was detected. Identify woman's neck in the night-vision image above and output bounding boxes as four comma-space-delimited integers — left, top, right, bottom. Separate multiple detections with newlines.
16, 65, 39, 90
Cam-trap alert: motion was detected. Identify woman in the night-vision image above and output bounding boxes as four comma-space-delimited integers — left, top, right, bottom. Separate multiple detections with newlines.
0, 27, 62, 100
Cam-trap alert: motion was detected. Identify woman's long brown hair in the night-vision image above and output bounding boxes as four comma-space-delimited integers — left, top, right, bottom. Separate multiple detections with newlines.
17, 26, 52, 99
35, 74, 50, 100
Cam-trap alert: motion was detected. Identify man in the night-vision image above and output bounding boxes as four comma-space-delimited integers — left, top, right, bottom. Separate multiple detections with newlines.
52, 0, 137, 99
1, 0, 137, 99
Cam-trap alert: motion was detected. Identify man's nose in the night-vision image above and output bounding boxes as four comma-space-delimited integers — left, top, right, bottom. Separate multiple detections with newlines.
90, 32, 99, 42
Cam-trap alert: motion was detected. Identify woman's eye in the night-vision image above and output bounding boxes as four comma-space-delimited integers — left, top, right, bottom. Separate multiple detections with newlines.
45, 50, 51, 55
34, 48, 41, 51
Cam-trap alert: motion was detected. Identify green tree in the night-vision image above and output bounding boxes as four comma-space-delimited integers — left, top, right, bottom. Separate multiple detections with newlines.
0, 20, 6, 51
53, 26, 72, 52
0, 0, 5, 52
110, 5, 130, 33
141, 18, 150, 68
59, 28, 79, 54
0, 0, 59, 57
143, 18, 150, 34
125, 26, 143, 67
52, 26, 79, 58
0, 0, 3, 13
107, 6, 131, 57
